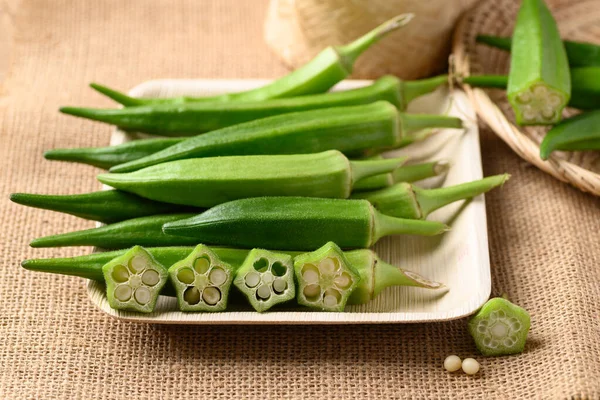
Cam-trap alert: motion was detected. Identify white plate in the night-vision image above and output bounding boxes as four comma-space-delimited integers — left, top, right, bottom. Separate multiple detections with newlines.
87, 79, 491, 324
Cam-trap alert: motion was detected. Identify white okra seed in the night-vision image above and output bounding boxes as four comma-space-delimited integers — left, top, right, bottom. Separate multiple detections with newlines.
462, 358, 480, 375
209, 267, 227, 286
202, 287, 222, 305
272, 278, 287, 294
112, 265, 130, 283
134, 287, 151, 305
141, 269, 160, 286
244, 272, 261, 288
302, 268, 319, 284
319, 258, 336, 275
176, 268, 195, 284
194, 257, 210, 274
334, 272, 352, 289
257, 284, 271, 299
303, 284, 321, 300
129, 256, 146, 273
323, 295, 338, 308
443, 355, 462, 372
114, 285, 133, 301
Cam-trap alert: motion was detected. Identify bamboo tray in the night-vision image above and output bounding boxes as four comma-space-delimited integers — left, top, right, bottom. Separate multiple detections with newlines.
453, 0, 600, 196
87, 79, 492, 324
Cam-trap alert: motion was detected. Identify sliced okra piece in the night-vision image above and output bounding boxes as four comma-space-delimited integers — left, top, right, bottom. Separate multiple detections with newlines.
468, 297, 531, 356
102, 245, 168, 313
168, 244, 235, 312
294, 242, 360, 312
234, 249, 295, 313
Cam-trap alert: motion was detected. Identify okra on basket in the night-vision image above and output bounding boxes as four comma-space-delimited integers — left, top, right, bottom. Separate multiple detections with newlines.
22, 243, 444, 313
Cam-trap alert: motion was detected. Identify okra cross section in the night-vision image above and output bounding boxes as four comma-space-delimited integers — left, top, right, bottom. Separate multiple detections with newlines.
168, 244, 235, 312
102, 246, 168, 313
294, 242, 360, 312
234, 249, 295, 312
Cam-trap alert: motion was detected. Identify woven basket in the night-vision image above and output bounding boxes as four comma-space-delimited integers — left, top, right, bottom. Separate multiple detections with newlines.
453, 0, 600, 196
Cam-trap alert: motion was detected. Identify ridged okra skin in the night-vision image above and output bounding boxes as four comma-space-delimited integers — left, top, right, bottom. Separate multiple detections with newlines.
294, 242, 361, 311
10, 190, 199, 224
162, 197, 448, 250
507, 0, 571, 125
102, 246, 169, 313
168, 245, 235, 312
540, 110, 600, 160
234, 249, 296, 312
99, 150, 404, 207
90, 15, 413, 107
29, 213, 198, 249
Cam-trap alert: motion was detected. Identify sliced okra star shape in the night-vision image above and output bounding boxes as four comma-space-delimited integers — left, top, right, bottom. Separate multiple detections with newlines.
168, 244, 235, 312
234, 249, 295, 312
294, 242, 360, 312
102, 245, 168, 313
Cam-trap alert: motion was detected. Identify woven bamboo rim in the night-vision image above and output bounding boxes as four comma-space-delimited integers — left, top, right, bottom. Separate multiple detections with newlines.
452, 0, 600, 196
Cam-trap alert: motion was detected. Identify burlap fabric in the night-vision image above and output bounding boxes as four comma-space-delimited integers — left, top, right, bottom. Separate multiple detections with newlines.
0, 1, 598, 398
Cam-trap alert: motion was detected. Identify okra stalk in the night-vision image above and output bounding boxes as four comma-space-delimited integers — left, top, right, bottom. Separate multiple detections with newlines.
109, 102, 462, 173
234, 249, 296, 312
29, 214, 198, 249
476, 34, 600, 68
162, 197, 448, 250
44, 138, 181, 169
22, 247, 443, 306
352, 160, 450, 192
463, 67, 600, 110
90, 15, 413, 107
98, 150, 406, 207
10, 190, 200, 224
352, 175, 509, 219
61, 75, 451, 136
168, 244, 235, 312
507, 0, 571, 125
540, 110, 600, 160
102, 245, 169, 313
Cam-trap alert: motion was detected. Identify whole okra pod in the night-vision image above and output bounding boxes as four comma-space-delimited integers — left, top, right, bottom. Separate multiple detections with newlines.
10, 190, 200, 224
98, 150, 406, 207
539, 110, 600, 159
162, 197, 448, 250
109, 101, 462, 173
89, 15, 413, 106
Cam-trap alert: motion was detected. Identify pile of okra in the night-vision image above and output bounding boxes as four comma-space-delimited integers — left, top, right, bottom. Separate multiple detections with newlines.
20, 4, 597, 314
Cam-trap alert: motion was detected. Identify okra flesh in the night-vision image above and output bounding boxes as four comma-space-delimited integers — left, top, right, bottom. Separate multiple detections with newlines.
110, 101, 401, 173
10, 190, 199, 224
29, 213, 198, 249
99, 150, 404, 207
540, 110, 600, 159
294, 242, 360, 311
468, 297, 531, 356
234, 249, 296, 312
162, 197, 448, 250
507, 0, 571, 125
102, 246, 169, 313
168, 244, 235, 312
44, 138, 181, 169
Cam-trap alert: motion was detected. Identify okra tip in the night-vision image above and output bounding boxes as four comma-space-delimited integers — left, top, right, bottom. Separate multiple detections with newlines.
89, 82, 142, 107
433, 160, 451, 175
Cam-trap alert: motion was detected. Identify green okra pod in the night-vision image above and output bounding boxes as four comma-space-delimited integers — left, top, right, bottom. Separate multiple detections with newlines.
162, 197, 448, 250
352, 174, 509, 219
29, 213, 198, 249
89, 15, 413, 107
22, 247, 443, 306
352, 160, 450, 192
102, 245, 169, 313
463, 67, 600, 110
62, 75, 449, 136
476, 34, 600, 68
507, 0, 571, 125
99, 150, 406, 207
10, 190, 200, 224
539, 110, 600, 160
110, 101, 462, 173
234, 249, 296, 312
44, 138, 181, 169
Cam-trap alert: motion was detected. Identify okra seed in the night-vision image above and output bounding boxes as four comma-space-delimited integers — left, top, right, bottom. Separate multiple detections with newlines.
253, 258, 269, 273
549, 95, 562, 107
443, 355, 462, 372
324, 288, 341, 303
141, 269, 160, 286
272, 278, 287, 294
176, 268, 195, 284
490, 322, 509, 338
193, 256, 210, 274
542, 107, 555, 119
517, 92, 531, 104
111, 265, 130, 283
319, 257, 337, 275
334, 272, 352, 289
114, 284, 132, 301
303, 284, 321, 301
208, 267, 227, 286
533, 85, 548, 97
256, 284, 271, 300
134, 287, 151, 305
261, 271, 274, 285
183, 286, 201, 305
461, 358, 480, 375
301, 264, 320, 284
129, 255, 146, 273
202, 287, 221, 305
271, 262, 287, 277
244, 272, 261, 288
523, 108, 537, 121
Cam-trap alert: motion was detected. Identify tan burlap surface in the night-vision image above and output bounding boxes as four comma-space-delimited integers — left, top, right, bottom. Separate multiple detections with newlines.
0, 0, 599, 398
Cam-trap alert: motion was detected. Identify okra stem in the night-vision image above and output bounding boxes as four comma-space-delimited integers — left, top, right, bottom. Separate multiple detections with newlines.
353, 160, 450, 192
350, 157, 407, 185
373, 212, 448, 241
90, 83, 148, 107
400, 113, 463, 134
402, 75, 449, 106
